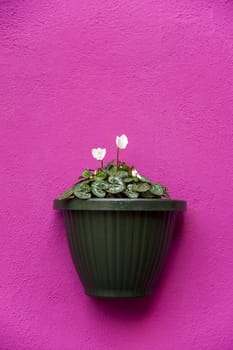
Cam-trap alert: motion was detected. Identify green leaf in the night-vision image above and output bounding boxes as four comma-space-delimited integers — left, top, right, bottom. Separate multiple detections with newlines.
123, 184, 139, 198
105, 160, 115, 169
150, 183, 164, 196
58, 186, 74, 200
123, 177, 134, 183
139, 175, 151, 183
124, 189, 139, 198
94, 170, 107, 180
116, 170, 128, 178
81, 169, 92, 179
91, 180, 109, 198
132, 182, 151, 192
74, 183, 91, 199
162, 187, 170, 198
106, 165, 118, 175
107, 175, 125, 194
141, 191, 158, 198
119, 162, 132, 171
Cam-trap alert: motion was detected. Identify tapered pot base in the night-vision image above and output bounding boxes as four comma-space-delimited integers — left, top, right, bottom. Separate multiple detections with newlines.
85, 289, 150, 298
54, 199, 186, 298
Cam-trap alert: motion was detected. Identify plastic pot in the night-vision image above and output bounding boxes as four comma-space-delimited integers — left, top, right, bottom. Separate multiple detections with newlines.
54, 198, 186, 298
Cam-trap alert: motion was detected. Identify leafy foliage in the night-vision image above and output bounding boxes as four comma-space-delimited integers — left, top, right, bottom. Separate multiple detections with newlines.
58, 162, 170, 200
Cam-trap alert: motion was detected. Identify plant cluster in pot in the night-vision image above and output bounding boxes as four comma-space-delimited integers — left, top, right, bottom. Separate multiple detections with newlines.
54, 135, 186, 298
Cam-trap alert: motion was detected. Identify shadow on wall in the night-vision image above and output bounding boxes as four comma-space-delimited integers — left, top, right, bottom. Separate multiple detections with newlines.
87, 213, 185, 320
88, 294, 154, 320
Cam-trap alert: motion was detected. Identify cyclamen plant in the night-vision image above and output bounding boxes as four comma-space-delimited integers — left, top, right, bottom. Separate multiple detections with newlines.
58, 134, 170, 200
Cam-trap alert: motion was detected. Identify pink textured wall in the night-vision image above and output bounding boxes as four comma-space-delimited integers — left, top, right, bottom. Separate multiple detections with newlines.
1, 0, 233, 349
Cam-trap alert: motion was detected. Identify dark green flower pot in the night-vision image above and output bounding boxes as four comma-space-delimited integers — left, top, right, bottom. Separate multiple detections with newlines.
54, 198, 186, 298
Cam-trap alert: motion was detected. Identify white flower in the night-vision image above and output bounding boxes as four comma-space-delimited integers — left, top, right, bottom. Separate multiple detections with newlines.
116, 134, 128, 149
91, 148, 106, 161
131, 168, 142, 179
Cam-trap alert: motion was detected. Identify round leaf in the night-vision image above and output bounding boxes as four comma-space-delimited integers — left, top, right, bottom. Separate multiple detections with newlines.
124, 184, 139, 198
150, 183, 164, 196
132, 182, 151, 192
74, 183, 91, 199
91, 180, 109, 198
124, 189, 139, 198
107, 175, 125, 194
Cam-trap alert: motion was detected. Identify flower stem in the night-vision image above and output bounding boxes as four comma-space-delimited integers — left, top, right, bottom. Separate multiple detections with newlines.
116, 147, 120, 168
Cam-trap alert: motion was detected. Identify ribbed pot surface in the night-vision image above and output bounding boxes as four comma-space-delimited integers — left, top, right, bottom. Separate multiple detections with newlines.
63, 209, 178, 298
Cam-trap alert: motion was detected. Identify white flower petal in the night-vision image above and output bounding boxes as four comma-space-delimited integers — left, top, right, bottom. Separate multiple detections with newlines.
131, 168, 138, 177
116, 134, 128, 149
131, 168, 142, 179
91, 148, 106, 161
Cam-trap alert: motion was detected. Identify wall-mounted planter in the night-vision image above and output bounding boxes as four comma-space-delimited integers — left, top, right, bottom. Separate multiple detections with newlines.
54, 198, 186, 298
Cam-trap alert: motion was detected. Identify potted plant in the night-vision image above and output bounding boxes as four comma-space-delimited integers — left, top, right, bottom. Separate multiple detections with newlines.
54, 135, 186, 298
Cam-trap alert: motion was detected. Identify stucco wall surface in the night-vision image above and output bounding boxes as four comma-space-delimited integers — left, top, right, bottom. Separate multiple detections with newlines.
0, 0, 233, 349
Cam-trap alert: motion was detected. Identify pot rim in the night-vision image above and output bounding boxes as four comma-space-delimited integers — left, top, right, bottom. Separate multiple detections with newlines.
53, 198, 186, 211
